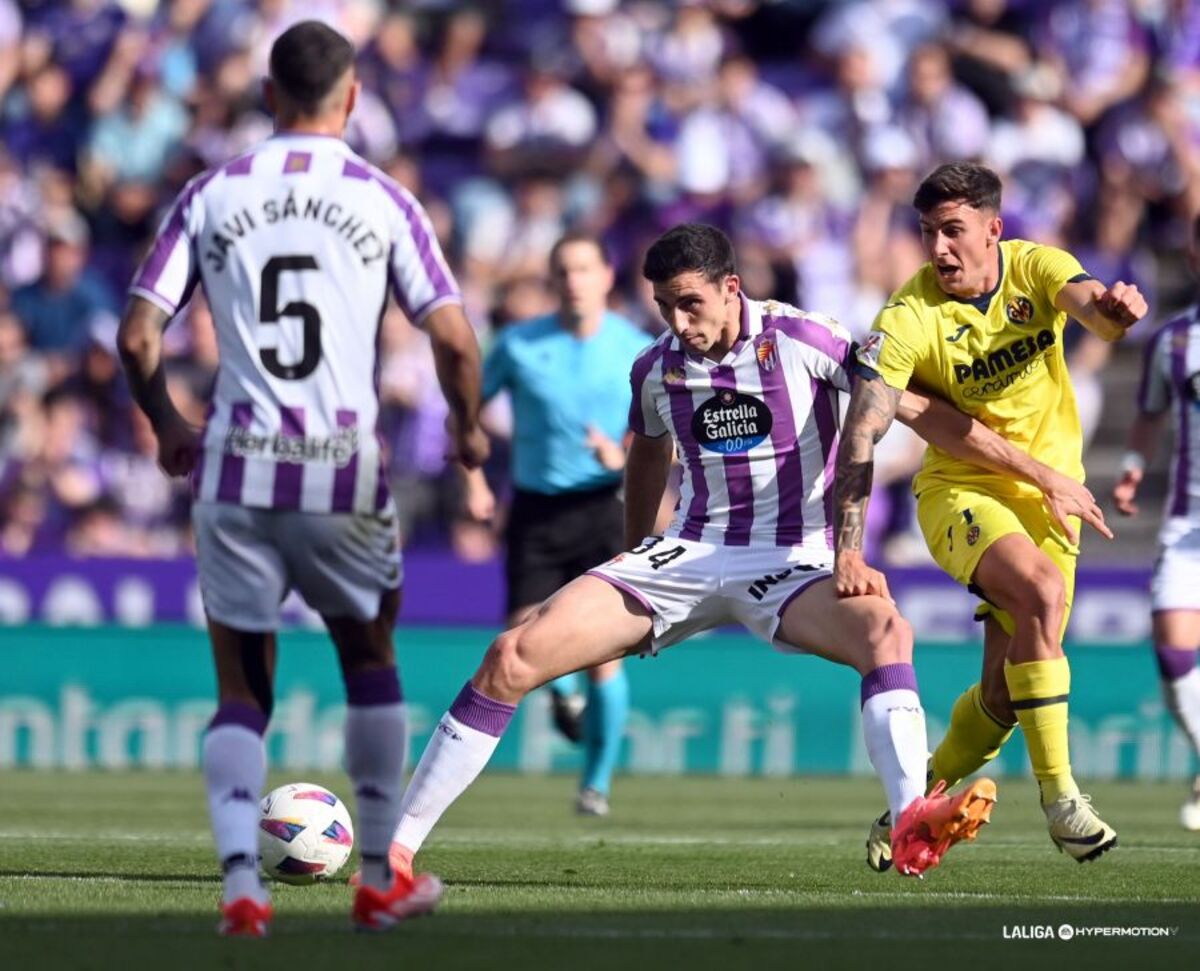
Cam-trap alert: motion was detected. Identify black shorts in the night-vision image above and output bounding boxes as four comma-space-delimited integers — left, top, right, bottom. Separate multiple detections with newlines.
505, 484, 625, 614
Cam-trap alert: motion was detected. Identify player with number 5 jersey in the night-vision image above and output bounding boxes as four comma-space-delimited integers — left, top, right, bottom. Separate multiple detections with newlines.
118, 21, 486, 936
376, 224, 1109, 891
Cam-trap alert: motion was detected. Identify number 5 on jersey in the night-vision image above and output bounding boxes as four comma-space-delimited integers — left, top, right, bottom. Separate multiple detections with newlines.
260, 255, 322, 380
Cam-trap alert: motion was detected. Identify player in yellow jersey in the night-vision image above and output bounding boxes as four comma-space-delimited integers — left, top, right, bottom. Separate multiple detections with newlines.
833, 162, 1146, 868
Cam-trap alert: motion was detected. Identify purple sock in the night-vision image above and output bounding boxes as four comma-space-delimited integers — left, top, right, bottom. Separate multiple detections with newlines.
1155, 645, 1198, 682
860, 663, 919, 707
345, 666, 403, 706
208, 701, 268, 735
449, 682, 517, 737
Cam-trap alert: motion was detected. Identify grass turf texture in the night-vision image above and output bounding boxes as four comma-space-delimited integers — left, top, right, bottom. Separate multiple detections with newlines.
0, 773, 1195, 969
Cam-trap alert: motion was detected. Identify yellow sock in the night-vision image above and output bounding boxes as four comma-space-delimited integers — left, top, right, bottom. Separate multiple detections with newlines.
1005, 657, 1077, 805
929, 683, 1015, 790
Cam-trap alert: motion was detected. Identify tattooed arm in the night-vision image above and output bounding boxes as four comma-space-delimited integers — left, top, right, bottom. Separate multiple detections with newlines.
117, 296, 198, 478
833, 374, 903, 599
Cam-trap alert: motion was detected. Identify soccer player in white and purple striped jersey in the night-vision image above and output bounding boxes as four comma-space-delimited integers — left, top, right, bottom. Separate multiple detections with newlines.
1114, 217, 1200, 831
375, 224, 1134, 888
117, 21, 485, 935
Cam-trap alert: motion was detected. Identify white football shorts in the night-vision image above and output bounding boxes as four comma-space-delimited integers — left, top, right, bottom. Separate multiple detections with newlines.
1151, 518, 1200, 612
192, 500, 403, 630
587, 535, 832, 653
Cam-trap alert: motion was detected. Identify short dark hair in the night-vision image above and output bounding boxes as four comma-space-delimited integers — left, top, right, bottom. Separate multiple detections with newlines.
642, 224, 736, 285
913, 162, 1002, 214
269, 21, 356, 114
549, 230, 610, 270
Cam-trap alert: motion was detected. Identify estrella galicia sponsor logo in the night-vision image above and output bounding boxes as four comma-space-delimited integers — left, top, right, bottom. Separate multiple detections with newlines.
693, 389, 773, 454
953, 328, 1056, 387
1005, 295, 1035, 324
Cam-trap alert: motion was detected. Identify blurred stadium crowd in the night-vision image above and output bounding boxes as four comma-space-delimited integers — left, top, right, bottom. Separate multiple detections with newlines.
0, 0, 1197, 561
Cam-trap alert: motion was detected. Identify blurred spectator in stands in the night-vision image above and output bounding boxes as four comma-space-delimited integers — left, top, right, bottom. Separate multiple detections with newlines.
811, 0, 945, 94
1095, 73, 1200, 255
14, 388, 102, 550
0, 147, 44, 290
797, 44, 891, 173
81, 60, 189, 202
896, 42, 990, 170
11, 212, 117, 382
650, 0, 728, 87
561, 0, 643, 105
1035, 0, 1149, 127
0, 481, 50, 556
486, 58, 598, 179
734, 129, 860, 329
417, 6, 515, 197
852, 125, 925, 324
356, 10, 427, 145
987, 65, 1086, 175
0, 0, 20, 106
20, 0, 128, 98
1, 63, 84, 174
0, 307, 47, 461
945, 0, 1035, 116
464, 174, 567, 293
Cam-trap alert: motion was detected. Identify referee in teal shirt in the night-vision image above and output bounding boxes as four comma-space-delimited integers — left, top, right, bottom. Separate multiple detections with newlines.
467, 231, 650, 816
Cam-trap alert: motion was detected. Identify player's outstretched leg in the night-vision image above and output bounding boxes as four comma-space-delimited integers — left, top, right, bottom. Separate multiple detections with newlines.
1150, 609, 1200, 830
777, 579, 995, 876
976, 537, 1116, 862
578, 660, 630, 816
867, 618, 1015, 872
203, 625, 276, 937
386, 576, 653, 884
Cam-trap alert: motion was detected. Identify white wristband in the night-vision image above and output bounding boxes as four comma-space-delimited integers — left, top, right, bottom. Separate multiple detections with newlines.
1120, 450, 1146, 474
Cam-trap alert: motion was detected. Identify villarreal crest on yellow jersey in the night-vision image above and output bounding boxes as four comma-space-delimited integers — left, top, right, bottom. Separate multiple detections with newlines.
859, 238, 1088, 499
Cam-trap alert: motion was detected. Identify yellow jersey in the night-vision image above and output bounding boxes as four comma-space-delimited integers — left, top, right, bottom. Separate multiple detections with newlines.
858, 238, 1089, 499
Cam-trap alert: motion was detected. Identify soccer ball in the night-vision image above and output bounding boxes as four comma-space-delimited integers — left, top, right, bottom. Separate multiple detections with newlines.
258, 783, 355, 884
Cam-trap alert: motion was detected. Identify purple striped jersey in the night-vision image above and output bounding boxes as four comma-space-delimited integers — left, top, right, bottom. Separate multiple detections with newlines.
128, 134, 460, 514
1138, 306, 1200, 520
629, 294, 853, 551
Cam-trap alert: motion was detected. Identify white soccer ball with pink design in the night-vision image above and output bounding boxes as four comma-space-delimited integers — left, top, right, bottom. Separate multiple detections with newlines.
258, 783, 354, 884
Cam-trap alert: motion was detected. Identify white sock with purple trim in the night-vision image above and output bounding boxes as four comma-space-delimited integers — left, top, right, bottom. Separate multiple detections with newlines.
860, 663, 928, 819
392, 682, 516, 857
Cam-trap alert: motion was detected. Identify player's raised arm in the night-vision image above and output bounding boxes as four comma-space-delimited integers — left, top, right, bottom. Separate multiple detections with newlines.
622, 431, 673, 549
424, 302, 488, 469
898, 388, 1112, 543
1054, 277, 1148, 342
117, 295, 197, 478
834, 373, 902, 599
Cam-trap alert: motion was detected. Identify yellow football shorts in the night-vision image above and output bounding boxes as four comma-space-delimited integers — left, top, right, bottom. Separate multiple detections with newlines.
915, 485, 1079, 638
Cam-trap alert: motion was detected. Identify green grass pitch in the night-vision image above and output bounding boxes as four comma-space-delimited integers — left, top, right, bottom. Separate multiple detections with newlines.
0, 772, 1196, 970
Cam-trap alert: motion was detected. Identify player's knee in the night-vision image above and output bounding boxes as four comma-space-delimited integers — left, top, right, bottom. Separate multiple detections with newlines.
862, 610, 913, 669
478, 629, 539, 699
1010, 562, 1065, 626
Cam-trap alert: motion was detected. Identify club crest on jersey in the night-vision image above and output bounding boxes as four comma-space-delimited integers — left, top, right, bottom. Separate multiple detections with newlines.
663, 365, 686, 385
1005, 296, 1035, 324
755, 338, 778, 372
691, 390, 773, 454
966, 525, 980, 546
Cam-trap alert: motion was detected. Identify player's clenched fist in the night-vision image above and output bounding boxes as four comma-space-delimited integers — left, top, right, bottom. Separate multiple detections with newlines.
834, 551, 893, 602
1096, 281, 1147, 331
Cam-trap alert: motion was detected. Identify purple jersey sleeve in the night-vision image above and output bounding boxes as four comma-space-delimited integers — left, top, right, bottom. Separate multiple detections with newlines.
128, 170, 215, 315
1138, 322, 1175, 415
768, 314, 854, 392
373, 174, 462, 326
628, 342, 667, 437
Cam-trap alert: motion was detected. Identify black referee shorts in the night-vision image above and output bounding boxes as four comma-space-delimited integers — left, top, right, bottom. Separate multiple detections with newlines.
505, 483, 625, 614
